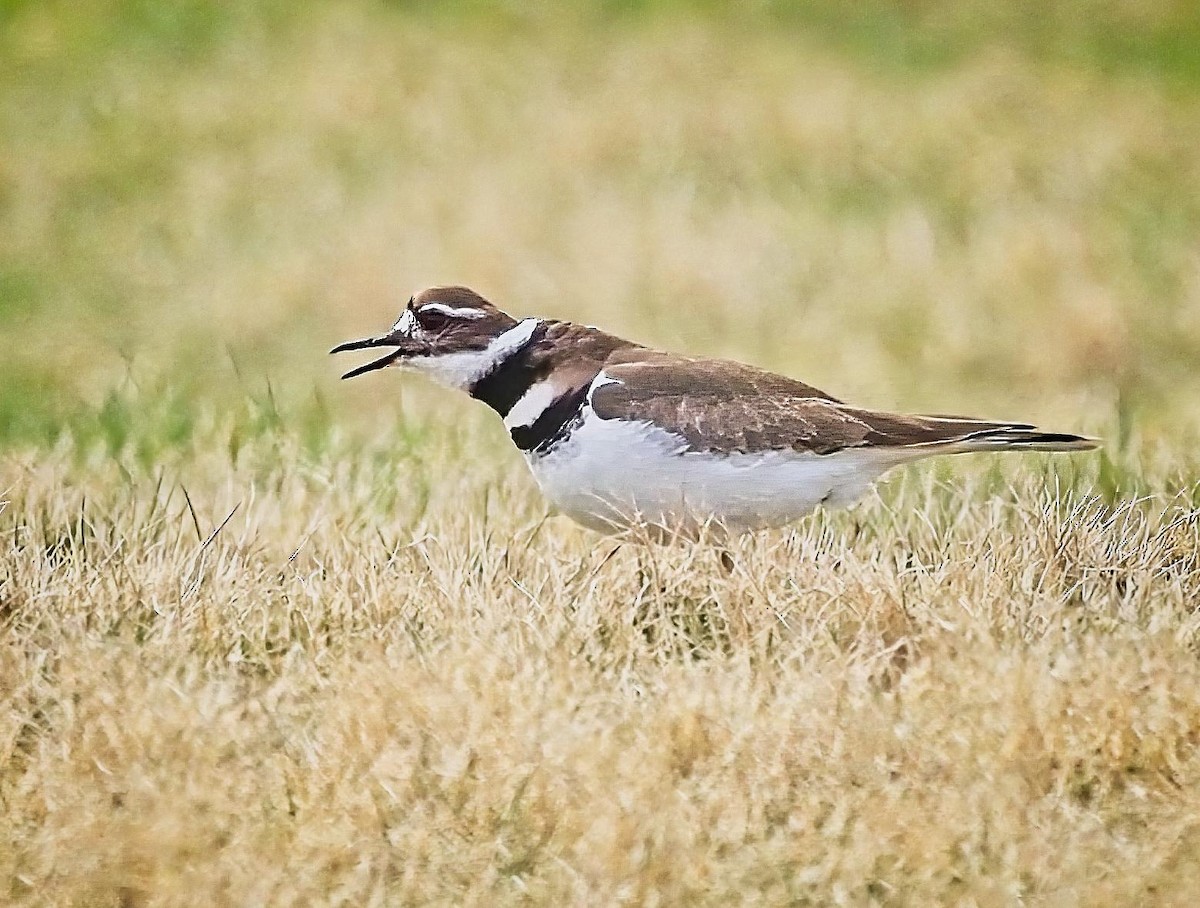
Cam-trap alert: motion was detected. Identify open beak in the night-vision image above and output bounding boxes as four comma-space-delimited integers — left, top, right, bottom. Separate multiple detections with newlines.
329, 332, 427, 380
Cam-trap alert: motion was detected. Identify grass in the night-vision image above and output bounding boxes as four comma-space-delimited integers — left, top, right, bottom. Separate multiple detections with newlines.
2, 1, 1200, 903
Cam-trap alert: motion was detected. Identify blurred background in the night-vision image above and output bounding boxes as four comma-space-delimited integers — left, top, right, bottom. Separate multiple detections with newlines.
2, 0, 1199, 480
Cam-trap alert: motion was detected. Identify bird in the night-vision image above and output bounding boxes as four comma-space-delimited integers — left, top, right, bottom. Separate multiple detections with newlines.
332, 286, 1098, 537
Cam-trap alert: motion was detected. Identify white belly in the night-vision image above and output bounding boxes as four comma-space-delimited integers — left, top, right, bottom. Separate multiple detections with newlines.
526, 408, 909, 534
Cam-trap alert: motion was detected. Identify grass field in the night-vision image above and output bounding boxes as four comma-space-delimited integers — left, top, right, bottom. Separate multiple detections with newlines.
3, 1, 1200, 904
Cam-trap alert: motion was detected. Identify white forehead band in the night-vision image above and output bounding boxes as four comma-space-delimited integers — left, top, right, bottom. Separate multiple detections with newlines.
392, 308, 417, 333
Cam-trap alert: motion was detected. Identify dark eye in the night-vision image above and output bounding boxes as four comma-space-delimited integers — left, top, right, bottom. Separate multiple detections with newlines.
416, 306, 450, 330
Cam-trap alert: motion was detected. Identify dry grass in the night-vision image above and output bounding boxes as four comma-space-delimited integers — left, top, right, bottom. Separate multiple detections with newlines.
3, 2, 1200, 904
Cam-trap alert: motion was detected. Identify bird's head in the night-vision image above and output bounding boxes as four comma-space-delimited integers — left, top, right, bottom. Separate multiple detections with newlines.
331, 286, 534, 390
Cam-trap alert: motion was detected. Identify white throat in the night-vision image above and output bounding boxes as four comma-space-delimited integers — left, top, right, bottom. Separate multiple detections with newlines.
405, 318, 541, 390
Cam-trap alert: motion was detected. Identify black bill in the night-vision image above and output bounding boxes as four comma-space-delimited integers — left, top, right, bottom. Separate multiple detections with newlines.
330, 332, 427, 380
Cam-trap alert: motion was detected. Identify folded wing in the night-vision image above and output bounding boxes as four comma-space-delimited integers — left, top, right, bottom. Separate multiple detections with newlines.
591, 354, 1097, 456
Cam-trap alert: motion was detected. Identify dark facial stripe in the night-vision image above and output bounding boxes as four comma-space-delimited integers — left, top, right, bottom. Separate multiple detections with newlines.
509, 385, 589, 454
469, 322, 547, 416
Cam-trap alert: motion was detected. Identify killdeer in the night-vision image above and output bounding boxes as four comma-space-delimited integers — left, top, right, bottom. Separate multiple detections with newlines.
332, 286, 1098, 535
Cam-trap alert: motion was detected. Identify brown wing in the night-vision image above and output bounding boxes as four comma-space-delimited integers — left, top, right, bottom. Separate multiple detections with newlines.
591, 353, 1033, 456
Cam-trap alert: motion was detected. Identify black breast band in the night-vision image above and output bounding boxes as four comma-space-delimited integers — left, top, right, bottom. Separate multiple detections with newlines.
509, 385, 590, 454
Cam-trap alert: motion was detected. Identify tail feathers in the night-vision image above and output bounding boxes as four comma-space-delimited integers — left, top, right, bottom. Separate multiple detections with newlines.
937, 426, 1100, 454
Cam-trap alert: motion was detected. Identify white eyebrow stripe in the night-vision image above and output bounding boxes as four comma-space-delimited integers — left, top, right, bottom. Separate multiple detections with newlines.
419, 303, 487, 319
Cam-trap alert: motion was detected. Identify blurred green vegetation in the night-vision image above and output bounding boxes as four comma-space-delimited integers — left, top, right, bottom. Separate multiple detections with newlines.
6, 0, 1198, 79
1, 0, 1198, 499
